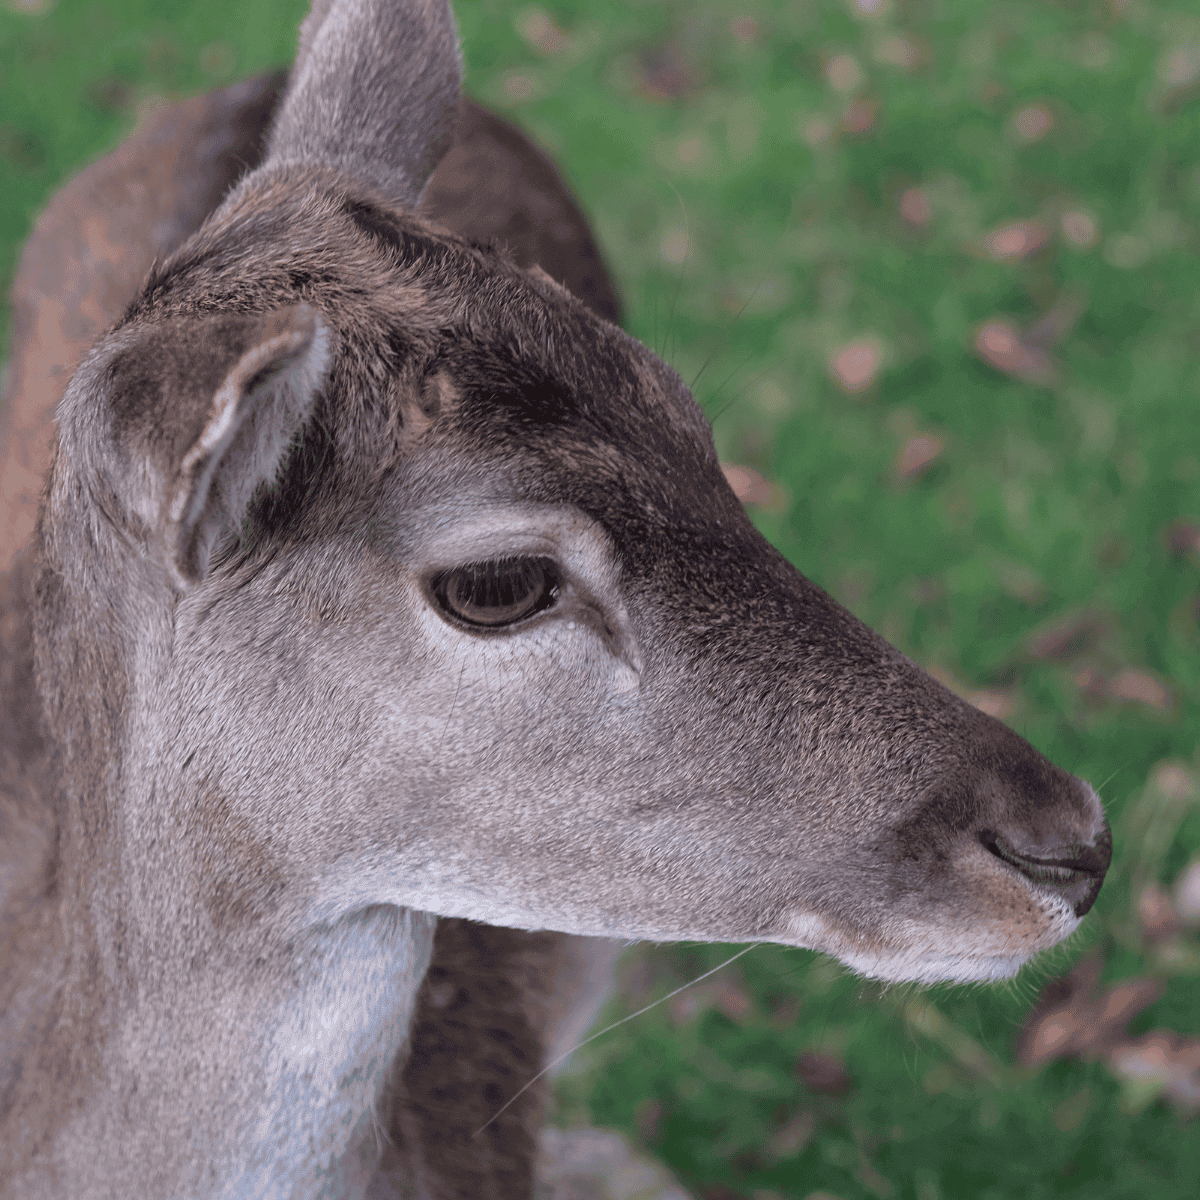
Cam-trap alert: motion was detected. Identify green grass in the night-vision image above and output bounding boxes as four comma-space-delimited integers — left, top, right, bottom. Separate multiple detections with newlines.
3, 1, 1200, 1197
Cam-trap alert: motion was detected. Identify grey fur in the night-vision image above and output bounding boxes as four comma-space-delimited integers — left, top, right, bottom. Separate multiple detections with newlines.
269, 0, 462, 205
0, 2, 1110, 1197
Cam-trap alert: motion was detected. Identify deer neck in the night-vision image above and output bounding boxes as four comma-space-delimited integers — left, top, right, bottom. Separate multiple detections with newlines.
18, 498, 439, 1198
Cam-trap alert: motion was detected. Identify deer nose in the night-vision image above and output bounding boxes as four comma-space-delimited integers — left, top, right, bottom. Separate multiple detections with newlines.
982, 823, 1112, 918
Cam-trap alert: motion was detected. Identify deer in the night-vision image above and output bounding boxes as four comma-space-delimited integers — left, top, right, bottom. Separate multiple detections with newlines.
0, 1, 1111, 1197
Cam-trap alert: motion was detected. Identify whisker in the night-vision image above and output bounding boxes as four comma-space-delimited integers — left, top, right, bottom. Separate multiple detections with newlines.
471, 943, 758, 1137
434, 661, 466, 762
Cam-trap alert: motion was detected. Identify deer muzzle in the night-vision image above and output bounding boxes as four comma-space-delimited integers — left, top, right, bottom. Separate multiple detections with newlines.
983, 822, 1112, 918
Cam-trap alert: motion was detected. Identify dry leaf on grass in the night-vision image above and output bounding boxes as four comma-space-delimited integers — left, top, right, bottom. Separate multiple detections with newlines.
973, 294, 1085, 385
1073, 665, 1107, 699
829, 338, 882, 392
841, 97, 878, 135
1018, 952, 1200, 1115
795, 1050, 853, 1097
721, 463, 776, 507
1010, 102, 1054, 144
1176, 860, 1200, 923
967, 689, 1014, 720
1108, 669, 1173, 712
1027, 612, 1106, 662
825, 53, 863, 93
1163, 518, 1200, 557
873, 30, 928, 71
984, 219, 1051, 260
1017, 951, 1163, 1066
894, 433, 944, 481
899, 187, 932, 226
765, 1110, 817, 1163
637, 50, 695, 101
1108, 1032, 1200, 1115
1061, 209, 1099, 248
1138, 883, 1183, 942
516, 8, 570, 55
668, 973, 753, 1025
973, 320, 1055, 385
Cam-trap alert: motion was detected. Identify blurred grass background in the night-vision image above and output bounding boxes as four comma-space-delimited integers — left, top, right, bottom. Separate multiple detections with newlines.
3, 0, 1200, 1197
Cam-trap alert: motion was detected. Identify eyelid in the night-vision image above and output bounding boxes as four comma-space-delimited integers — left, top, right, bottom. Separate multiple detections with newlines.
408, 503, 625, 623
430, 554, 562, 630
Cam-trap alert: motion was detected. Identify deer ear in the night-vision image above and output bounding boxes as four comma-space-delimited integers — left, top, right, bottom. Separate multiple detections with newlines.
72, 305, 331, 588
265, 0, 462, 205
166, 306, 330, 584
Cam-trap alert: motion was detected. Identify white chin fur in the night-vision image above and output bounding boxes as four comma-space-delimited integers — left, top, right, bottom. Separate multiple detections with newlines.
783, 902, 1081, 985
838, 949, 1031, 985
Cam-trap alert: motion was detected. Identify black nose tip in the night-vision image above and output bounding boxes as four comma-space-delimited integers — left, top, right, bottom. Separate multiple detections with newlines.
983, 823, 1112, 918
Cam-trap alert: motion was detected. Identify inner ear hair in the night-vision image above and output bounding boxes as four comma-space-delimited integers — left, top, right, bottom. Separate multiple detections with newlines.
169, 305, 330, 586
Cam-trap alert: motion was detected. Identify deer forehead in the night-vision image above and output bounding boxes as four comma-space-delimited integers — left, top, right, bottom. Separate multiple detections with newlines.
114, 170, 726, 534
127, 171, 699, 436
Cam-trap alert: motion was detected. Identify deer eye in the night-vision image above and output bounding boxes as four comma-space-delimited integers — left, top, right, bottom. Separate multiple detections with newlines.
433, 556, 561, 628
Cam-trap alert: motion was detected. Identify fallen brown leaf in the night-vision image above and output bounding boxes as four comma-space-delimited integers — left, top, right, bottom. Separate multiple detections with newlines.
667, 972, 753, 1025
502, 73, 535, 103
1108, 1031, 1200, 1115
1109, 669, 1173, 712
765, 1110, 816, 1163
829, 338, 882, 392
721, 463, 775, 506
841, 97, 878, 135
973, 320, 1055, 385
899, 186, 932, 226
1011, 102, 1054, 144
1061, 209, 1099, 248
874, 34, 926, 72
1176, 860, 1200, 923
1154, 761, 1194, 800
796, 1050, 853, 1097
516, 8, 570, 55
1023, 290, 1088, 350
1164, 518, 1200, 557
1138, 884, 1183, 941
825, 53, 863, 93
968, 689, 1014, 721
1027, 612, 1105, 662
712, 976, 753, 1022
984, 219, 1051, 260
1018, 952, 1165, 1067
638, 49, 695, 101
894, 433, 944, 481
1073, 665, 1107, 699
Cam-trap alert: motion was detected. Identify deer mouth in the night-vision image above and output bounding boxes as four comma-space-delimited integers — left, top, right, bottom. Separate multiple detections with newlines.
982, 824, 1112, 918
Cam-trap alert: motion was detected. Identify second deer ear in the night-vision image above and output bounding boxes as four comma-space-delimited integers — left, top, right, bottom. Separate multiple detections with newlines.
63, 306, 330, 588
265, 0, 462, 206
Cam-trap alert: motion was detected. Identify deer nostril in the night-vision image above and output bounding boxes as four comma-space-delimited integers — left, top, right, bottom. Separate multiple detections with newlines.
983, 823, 1111, 918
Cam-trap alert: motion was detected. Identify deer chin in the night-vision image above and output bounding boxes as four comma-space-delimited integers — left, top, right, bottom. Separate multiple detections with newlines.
782, 897, 1081, 985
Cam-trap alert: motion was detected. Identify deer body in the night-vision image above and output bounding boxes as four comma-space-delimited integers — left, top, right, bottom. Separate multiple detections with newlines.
1, 3, 1110, 1197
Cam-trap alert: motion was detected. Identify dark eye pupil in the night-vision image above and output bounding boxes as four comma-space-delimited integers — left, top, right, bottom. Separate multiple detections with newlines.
435, 557, 559, 628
